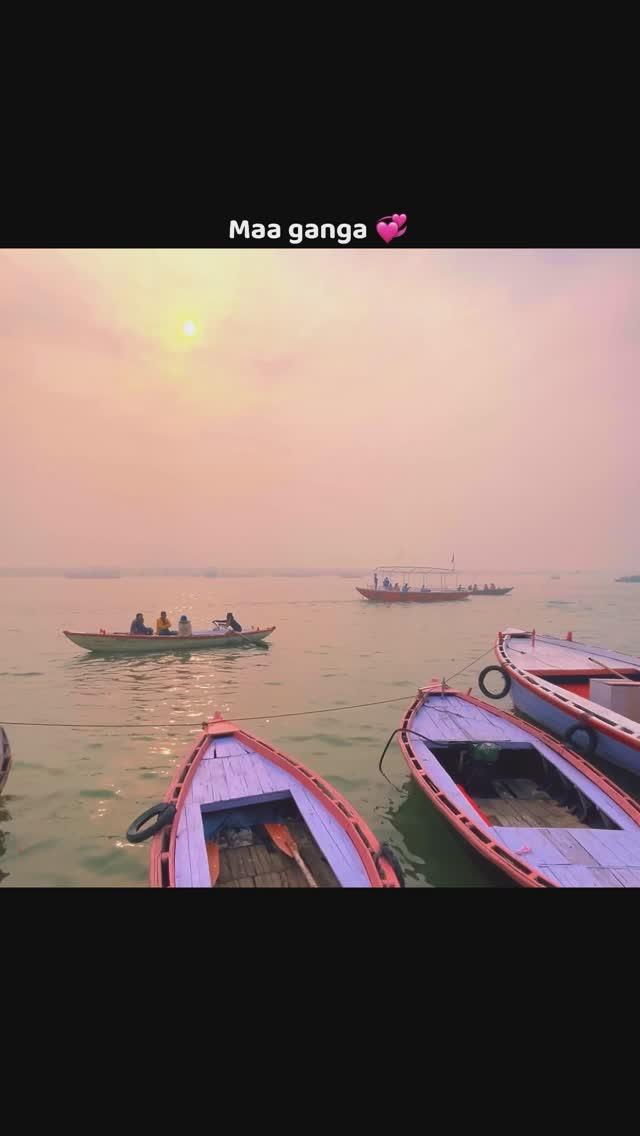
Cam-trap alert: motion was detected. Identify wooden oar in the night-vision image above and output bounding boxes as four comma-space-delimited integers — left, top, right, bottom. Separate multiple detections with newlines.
207, 841, 221, 887
588, 656, 640, 683
264, 823, 318, 887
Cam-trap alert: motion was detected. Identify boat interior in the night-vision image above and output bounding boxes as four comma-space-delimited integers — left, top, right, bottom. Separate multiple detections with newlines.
430, 741, 621, 831
529, 669, 640, 700
199, 792, 341, 888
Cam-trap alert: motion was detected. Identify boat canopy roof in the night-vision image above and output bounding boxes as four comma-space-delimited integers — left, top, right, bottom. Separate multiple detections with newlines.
374, 565, 457, 576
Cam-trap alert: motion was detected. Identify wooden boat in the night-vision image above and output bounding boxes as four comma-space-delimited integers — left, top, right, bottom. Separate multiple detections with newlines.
358, 565, 469, 604
484, 629, 640, 776
64, 626, 275, 653
0, 728, 12, 793
127, 714, 403, 888
467, 587, 513, 596
398, 681, 640, 887
358, 588, 468, 604
64, 569, 121, 578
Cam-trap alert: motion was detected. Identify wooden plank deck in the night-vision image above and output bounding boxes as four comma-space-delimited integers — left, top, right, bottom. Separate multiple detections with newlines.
543, 864, 624, 887
504, 634, 640, 675
409, 692, 640, 886
174, 735, 370, 888
610, 867, 640, 886
569, 828, 640, 868
503, 636, 640, 746
494, 827, 639, 884
412, 695, 637, 831
215, 833, 327, 888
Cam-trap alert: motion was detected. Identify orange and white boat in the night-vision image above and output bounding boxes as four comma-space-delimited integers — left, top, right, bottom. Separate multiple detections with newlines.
357, 566, 469, 604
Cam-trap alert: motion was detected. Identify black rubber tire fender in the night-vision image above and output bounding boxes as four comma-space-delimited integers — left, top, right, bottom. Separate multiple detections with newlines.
478, 665, 511, 700
377, 843, 405, 887
565, 722, 598, 761
127, 802, 176, 844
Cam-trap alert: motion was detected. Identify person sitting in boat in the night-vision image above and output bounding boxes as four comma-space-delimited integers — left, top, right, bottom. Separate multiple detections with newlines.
490, 583, 496, 591
374, 573, 379, 590
472, 584, 479, 593
382, 577, 391, 589
177, 615, 192, 636
483, 584, 489, 593
402, 583, 410, 593
156, 611, 176, 636
130, 613, 152, 635
226, 612, 243, 632
394, 583, 400, 591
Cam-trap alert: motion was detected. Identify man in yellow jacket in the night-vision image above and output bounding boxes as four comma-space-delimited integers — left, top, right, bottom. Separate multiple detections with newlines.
156, 611, 174, 636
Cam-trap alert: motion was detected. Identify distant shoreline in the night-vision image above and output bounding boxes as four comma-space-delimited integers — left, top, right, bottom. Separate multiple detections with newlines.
0, 568, 619, 579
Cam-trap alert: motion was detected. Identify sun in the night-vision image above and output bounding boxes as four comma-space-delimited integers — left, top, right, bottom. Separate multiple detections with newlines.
183, 320, 197, 337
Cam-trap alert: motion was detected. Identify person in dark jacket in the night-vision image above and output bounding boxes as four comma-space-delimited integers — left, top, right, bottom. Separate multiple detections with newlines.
226, 612, 242, 632
130, 613, 152, 635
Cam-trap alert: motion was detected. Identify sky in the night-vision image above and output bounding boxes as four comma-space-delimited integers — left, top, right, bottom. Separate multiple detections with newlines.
1, 247, 638, 573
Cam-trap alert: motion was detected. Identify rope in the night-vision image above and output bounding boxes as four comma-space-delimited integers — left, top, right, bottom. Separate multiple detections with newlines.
442, 645, 496, 685
0, 647, 497, 730
0, 696, 416, 729
377, 727, 440, 794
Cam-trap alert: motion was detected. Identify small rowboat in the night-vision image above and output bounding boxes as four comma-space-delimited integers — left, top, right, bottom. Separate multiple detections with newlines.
63, 627, 275, 653
468, 587, 513, 597
398, 681, 640, 887
0, 727, 12, 793
127, 714, 404, 888
484, 629, 640, 776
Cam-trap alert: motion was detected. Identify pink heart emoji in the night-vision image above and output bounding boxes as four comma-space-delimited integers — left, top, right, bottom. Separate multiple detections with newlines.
392, 213, 407, 228
377, 221, 399, 245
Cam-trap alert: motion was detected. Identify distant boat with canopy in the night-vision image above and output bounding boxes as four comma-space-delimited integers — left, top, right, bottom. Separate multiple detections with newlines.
356, 565, 469, 603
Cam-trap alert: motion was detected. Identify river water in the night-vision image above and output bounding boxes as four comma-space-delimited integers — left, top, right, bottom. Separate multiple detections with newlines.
1, 572, 638, 887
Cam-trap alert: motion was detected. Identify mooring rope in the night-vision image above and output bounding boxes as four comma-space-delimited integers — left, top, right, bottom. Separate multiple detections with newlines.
0, 647, 496, 730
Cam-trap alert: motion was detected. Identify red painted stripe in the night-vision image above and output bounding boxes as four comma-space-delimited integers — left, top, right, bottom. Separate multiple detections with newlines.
456, 784, 492, 826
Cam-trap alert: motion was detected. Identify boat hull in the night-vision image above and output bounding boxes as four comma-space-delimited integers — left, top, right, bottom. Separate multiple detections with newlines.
141, 716, 401, 888
399, 683, 640, 887
508, 680, 640, 775
496, 632, 640, 776
0, 727, 11, 793
357, 588, 468, 603
64, 629, 275, 653
470, 588, 513, 596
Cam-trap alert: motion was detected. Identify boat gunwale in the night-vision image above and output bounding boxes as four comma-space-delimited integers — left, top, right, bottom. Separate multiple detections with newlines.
497, 633, 640, 757
151, 716, 400, 889
64, 628, 275, 641
398, 685, 558, 888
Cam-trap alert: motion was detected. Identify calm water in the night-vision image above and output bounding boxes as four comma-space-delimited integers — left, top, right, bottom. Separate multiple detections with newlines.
1, 573, 639, 887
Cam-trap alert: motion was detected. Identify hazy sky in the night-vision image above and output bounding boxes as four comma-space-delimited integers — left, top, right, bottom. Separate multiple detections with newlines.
1, 247, 638, 572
